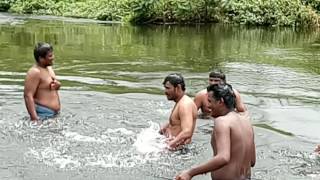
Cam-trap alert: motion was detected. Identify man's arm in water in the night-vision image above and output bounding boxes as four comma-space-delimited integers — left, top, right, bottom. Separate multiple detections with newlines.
24, 68, 40, 121
159, 122, 169, 135
168, 103, 194, 148
176, 118, 231, 179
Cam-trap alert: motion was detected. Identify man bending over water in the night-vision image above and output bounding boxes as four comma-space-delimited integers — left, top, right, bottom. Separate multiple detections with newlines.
24, 42, 61, 123
160, 73, 197, 149
176, 84, 256, 180
194, 70, 246, 116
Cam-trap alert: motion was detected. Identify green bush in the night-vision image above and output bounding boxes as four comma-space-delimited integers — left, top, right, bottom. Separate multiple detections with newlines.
0, 0, 16, 12
124, 0, 223, 24
223, 0, 319, 26
302, 0, 320, 12
10, 0, 58, 14
5, 0, 320, 26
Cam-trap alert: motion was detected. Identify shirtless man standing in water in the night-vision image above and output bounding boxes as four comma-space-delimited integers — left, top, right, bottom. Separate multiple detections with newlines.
159, 73, 197, 149
176, 84, 256, 180
194, 70, 246, 116
24, 42, 61, 123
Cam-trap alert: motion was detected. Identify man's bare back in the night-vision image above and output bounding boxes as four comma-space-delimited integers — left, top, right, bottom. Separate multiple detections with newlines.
176, 84, 255, 180
211, 111, 255, 179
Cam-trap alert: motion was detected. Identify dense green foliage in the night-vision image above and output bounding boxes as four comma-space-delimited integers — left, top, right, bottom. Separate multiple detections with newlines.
0, 0, 14, 11
223, 0, 319, 26
302, 0, 320, 12
1, 0, 320, 26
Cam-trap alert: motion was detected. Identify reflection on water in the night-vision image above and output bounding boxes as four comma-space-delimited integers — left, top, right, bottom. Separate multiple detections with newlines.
0, 13, 320, 179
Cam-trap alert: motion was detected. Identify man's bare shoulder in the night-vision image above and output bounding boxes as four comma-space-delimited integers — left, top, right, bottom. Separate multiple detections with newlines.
214, 116, 231, 130
26, 66, 41, 77
215, 112, 238, 125
195, 89, 207, 97
179, 95, 197, 112
182, 95, 197, 105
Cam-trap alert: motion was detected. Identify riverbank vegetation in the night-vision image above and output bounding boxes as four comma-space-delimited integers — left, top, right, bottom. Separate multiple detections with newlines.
1, 0, 320, 26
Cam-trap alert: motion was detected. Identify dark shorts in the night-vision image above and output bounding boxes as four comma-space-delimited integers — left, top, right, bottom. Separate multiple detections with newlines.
35, 103, 59, 120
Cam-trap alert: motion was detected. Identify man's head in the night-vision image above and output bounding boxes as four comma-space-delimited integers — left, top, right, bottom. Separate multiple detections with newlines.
162, 73, 185, 101
207, 83, 235, 117
34, 42, 54, 66
208, 70, 226, 85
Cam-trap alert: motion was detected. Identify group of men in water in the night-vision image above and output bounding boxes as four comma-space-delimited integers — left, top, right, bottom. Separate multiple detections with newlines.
160, 72, 255, 180
24, 42, 319, 180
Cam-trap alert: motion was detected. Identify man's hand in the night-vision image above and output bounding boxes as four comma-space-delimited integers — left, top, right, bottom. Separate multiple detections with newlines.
31, 119, 42, 126
50, 78, 61, 90
159, 127, 166, 135
168, 139, 179, 149
165, 136, 178, 150
175, 170, 192, 180
167, 136, 191, 150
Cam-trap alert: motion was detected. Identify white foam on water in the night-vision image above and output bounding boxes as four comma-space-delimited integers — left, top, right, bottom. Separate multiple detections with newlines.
133, 122, 168, 155
53, 157, 81, 169
25, 126, 169, 170
156, 108, 171, 115
63, 131, 104, 143
85, 153, 138, 168
86, 157, 118, 168
105, 128, 134, 135
27, 147, 81, 169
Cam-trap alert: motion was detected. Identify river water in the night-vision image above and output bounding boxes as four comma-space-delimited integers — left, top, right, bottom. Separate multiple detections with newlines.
0, 13, 320, 180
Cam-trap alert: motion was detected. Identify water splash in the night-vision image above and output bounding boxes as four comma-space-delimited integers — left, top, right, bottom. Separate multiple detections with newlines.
133, 122, 168, 155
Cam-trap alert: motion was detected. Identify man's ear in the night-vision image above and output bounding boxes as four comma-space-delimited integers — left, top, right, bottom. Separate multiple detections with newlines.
177, 84, 182, 90
38, 56, 44, 62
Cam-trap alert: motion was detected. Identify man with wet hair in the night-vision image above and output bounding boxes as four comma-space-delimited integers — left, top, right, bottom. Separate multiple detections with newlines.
160, 73, 197, 149
176, 83, 256, 180
194, 70, 246, 116
24, 42, 61, 123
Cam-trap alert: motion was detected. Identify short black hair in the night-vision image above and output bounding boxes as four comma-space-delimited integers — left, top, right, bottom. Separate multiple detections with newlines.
34, 42, 53, 62
209, 70, 226, 83
162, 73, 186, 91
207, 83, 235, 110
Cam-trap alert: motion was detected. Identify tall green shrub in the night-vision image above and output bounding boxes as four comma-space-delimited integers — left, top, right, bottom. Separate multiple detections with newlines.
223, 0, 319, 26
0, 0, 16, 12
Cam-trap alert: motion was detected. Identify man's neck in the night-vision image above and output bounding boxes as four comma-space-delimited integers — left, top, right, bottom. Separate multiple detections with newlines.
219, 108, 233, 116
174, 92, 185, 103
36, 63, 48, 69
36, 62, 48, 69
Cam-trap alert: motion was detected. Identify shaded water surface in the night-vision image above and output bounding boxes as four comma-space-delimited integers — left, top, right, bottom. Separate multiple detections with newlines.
0, 13, 320, 179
